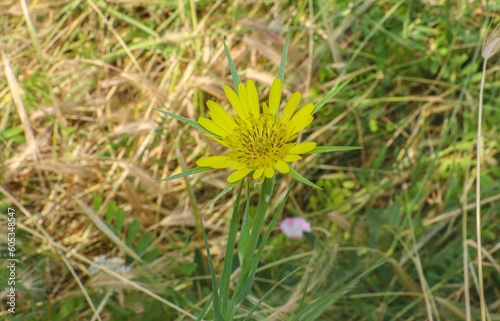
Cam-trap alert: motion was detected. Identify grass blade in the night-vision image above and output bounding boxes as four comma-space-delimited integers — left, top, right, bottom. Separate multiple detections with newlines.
208, 182, 237, 207
219, 181, 244, 312
248, 182, 294, 277
223, 37, 241, 91
277, 32, 291, 82
263, 176, 275, 202
307, 145, 362, 154
232, 180, 274, 310
70, 194, 143, 262
312, 77, 353, 114
154, 108, 217, 137
159, 167, 212, 182
238, 180, 252, 266
243, 266, 303, 321
97, 0, 159, 37
288, 167, 322, 190
292, 259, 388, 321
196, 295, 213, 321
235, 274, 256, 305
199, 217, 224, 321
237, 181, 294, 310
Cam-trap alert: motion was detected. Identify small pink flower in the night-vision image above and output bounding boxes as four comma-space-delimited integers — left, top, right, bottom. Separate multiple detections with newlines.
279, 217, 311, 240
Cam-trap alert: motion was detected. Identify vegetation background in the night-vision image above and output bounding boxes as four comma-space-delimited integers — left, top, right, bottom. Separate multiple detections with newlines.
0, 0, 499, 320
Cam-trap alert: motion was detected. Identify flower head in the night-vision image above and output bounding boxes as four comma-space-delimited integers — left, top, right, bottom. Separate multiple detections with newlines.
196, 78, 316, 183
483, 24, 500, 60
89, 255, 131, 294
279, 217, 311, 240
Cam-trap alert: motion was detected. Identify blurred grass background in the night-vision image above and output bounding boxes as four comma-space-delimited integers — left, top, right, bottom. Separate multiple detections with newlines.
0, 0, 499, 320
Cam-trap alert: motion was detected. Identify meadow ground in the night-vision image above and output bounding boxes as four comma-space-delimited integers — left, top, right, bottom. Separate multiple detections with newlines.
0, 0, 499, 320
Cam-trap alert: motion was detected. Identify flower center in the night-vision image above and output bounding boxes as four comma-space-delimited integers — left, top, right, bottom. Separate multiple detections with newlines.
227, 113, 290, 169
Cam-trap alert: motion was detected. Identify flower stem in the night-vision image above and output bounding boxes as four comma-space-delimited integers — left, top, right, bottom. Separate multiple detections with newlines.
476, 57, 487, 321
226, 178, 275, 319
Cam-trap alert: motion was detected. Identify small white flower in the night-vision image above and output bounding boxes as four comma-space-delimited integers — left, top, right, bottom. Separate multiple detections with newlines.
89, 255, 130, 275
89, 255, 131, 294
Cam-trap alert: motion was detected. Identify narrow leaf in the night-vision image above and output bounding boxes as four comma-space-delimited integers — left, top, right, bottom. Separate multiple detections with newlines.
208, 182, 237, 207
196, 296, 213, 321
199, 218, 224, 321
235, 273, 255, 305
154, 108, 217, 137
223, 38, 241, 91
238, 181, 252, 266
312, 77, 353, 114
249, 182, 294, 274
277, 32, 291, 82
241, 182, 294, 308
288, 167, 322, 190
292, 259, 387, 321
263, 176, 275, 202
70, 195, 142, 262
97, 1, 159, 37
159, 167, 212, 182
231, 180, 276, 315
243, 267, 302, 321
306, 145, 362, 154
297, 272, 311, 312
219, 181, 244, 311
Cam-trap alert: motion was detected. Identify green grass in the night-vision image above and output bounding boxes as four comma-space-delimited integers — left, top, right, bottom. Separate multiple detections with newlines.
0, 0, 499, 320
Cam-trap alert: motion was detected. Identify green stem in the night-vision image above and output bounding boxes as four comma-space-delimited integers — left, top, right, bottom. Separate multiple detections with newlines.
476, 57, 487, 321
219, 181, 245, 312
225, 178, 275, 319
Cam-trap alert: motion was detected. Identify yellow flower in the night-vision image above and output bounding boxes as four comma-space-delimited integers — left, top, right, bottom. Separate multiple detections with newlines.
196, 78, 316, 183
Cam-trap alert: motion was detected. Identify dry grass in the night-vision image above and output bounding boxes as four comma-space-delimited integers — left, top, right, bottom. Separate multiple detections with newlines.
0, 1, 324, 318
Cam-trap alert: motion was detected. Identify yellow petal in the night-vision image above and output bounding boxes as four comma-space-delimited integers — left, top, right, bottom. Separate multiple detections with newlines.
239, 83, 252, 116
198, 117, 228, 137
253, 167, 264, 179
269, 78, 282, 115
262, 102, 270, 114
224, 85, 246, 118
204, 134, 230, 147
264, 166, 274, 178
289, 115, 313, 135
246, 80, 260, 116
282, 91, 301, 121
227, 168, 252, 183
207, 100, 237, 132
227, 159, 247, 170
283, 154, 302, 162
291, 103, 314, 119
287, 103, 314, 135
196, 156, 230, 168
274, 160, 289, 173
288, 142, 317, 154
